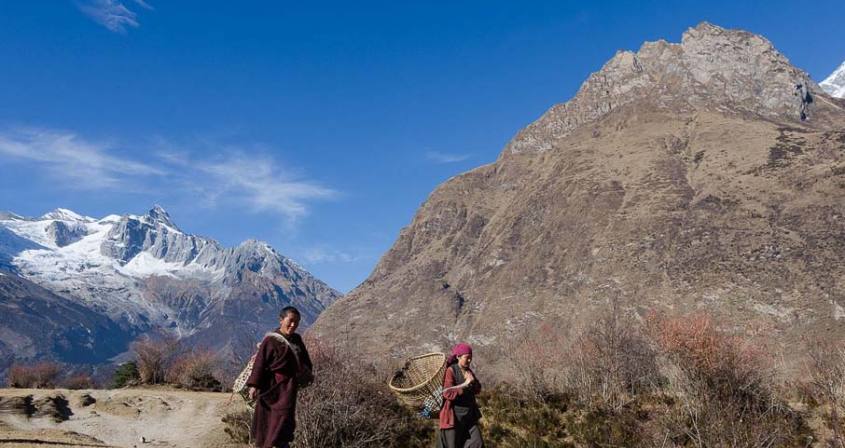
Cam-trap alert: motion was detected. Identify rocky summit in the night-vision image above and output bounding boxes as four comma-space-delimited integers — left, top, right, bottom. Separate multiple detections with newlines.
0, 205, 341, 369
312, 23, 845, 374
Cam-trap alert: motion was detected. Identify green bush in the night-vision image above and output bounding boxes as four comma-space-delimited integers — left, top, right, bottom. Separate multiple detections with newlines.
112, 361, 140, 388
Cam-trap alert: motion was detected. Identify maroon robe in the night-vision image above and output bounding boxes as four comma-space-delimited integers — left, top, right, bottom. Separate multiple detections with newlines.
246, 331, 312, 448
439, 364, 481, 430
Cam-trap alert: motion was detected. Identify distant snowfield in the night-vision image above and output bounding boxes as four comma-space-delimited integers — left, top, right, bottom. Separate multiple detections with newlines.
821, 60, 845, 98
0, 206, 341, 360
0, 210, 220, 334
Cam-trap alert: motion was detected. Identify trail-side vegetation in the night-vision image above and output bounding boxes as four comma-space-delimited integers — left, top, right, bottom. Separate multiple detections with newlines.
478, 310, 819, 448
226, 310, 844, 448
5, 311, 845, 447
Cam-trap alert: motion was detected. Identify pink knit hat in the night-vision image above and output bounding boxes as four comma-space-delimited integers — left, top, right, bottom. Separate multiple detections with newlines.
447, 342, 473, 365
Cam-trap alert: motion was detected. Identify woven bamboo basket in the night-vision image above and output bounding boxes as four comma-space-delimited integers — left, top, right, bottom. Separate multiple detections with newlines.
388, 352, 447, 409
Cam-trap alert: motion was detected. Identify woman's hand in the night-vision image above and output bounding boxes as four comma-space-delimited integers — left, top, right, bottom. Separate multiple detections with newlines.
461, 370, 475, 388
248, 387, 257, 400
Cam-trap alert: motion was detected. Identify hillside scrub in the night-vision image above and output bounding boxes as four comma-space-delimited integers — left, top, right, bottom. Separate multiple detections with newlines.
218, 312, 845, 447
223, 337, 432, 448
111, 361, 140, 388
132, 335, 182, 385
166, 349, 224, 391
6, 361, 62, 388
480, 311, 822, 447
647, 313, 810, 447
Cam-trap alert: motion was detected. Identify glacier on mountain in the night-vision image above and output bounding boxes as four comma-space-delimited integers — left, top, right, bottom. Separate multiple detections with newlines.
821, 60, 845, 98
0, 206, 342, 359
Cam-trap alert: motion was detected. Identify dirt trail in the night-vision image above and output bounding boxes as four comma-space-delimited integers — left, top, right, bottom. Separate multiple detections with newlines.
0, 387, 248, 448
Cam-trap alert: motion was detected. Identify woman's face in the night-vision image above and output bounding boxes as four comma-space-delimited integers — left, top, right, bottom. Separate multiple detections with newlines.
279, 313, 300, 335
458, 353, 472, 368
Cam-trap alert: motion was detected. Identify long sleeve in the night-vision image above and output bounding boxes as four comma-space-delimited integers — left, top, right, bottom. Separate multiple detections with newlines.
442, 366, 464, 400
246, 337, 270, 388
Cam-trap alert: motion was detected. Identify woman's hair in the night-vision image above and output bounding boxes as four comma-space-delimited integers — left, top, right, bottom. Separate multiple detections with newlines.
279, 306, 301, 319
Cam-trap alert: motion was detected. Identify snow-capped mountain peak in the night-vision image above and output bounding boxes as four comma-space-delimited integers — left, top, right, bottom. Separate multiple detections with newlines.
821, 60, 845, 99
144, 204, 179, 230
40, 208, 94, 222
0, 211, 25, 221
0, 206, 342, 366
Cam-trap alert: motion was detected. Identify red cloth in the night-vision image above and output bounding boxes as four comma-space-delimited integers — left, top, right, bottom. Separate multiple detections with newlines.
246, 332, 311, 448
438, 365, 481, 430
446, 343, 473, 366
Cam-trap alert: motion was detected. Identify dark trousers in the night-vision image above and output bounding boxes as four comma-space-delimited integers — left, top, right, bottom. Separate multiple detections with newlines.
436, 422, 484, 448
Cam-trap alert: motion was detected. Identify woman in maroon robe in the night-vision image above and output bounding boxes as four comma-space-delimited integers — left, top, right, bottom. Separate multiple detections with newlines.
437, 342, 484, 448
247, 306, 312, 448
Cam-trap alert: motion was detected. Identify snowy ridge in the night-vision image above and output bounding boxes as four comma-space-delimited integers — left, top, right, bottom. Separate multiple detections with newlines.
821, 60, 845, 99
40, 208, 95, 222
0, 206, 336, 336
0, 206, 342, 367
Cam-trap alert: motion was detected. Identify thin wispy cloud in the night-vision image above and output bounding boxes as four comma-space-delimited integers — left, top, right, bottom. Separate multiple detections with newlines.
0, 126, 336, 222
425, 150, 471, 164
170, 152, 337, 221
0, 127, 163, 189
301, 247, 360, 264
77, 0, 152, 33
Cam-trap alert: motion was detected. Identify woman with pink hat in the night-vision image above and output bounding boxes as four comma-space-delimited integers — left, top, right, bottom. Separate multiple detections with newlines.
437, 342, 485, 448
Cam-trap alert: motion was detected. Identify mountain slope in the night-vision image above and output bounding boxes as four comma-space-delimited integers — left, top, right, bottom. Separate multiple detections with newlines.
0, 206, 341, 366
0, 273, 131, 366
312, 23, 845, 373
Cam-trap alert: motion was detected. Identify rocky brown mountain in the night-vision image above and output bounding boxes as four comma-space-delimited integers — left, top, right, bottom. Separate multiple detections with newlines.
312, 23, 845, 374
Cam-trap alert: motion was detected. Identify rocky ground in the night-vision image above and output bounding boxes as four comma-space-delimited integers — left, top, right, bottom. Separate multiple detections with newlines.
0, 387, 248, 448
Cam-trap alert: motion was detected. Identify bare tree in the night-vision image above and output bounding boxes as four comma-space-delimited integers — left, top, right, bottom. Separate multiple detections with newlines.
132, 335, 182, 385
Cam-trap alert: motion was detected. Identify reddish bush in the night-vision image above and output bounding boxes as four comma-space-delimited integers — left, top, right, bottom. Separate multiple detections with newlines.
166, 349, 223, 391
63, 373, 95, 390
132, 335, 182, 385
647, 312, 773, 402
6, 361, 62, 388
647, 312, 807, 447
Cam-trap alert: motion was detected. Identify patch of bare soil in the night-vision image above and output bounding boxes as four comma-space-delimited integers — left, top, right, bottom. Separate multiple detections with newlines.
0, 387, 249, 448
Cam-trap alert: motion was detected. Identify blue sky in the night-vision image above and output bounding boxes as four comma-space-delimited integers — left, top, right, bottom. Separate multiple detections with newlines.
1, 1, 843, 292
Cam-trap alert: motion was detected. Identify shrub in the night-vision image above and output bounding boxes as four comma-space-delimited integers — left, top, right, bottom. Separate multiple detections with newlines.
6, 361, 62, 388
566, 307, 661, 409
112, 361, 140, 388
648, 312, 809, 447
62, 373, 95, 390
478, 385, 573, 447
166, 349, 223, 391
222, 408, 253, 445
291, 338, 433, 448
506, 321, 570, 402
132, 335, 181, 385
804, 338, 845, 447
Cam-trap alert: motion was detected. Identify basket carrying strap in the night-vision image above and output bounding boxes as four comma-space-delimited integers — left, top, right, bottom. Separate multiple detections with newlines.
265, 332, 303, 372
